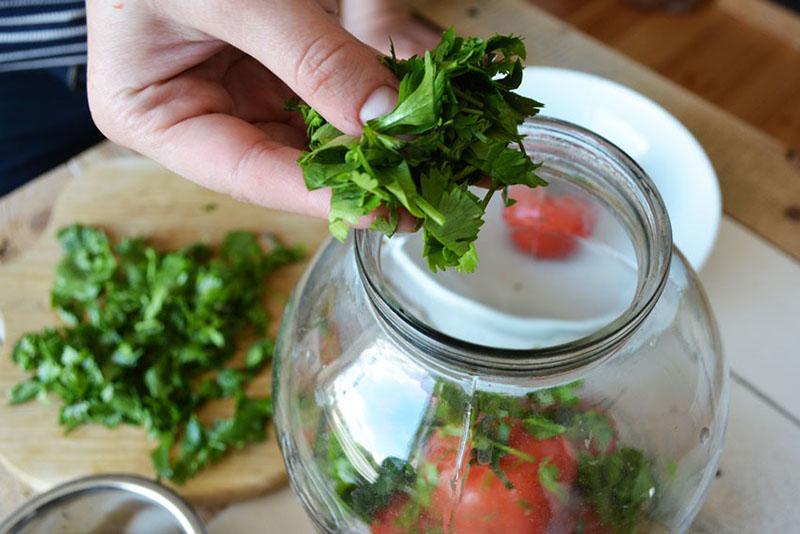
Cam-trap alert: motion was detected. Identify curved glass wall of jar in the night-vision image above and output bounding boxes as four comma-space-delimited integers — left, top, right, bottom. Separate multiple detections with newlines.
273, 118, 729, 534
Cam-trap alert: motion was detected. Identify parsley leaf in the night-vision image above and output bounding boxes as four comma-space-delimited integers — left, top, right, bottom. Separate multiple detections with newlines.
538, 458, 569, 504
8, 379, 42, 405
523, 414, 567, 439
289, 30, 545, 272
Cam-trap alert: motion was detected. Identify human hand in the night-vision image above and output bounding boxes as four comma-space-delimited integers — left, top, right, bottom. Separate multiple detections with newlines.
86, 0, 401, 220
342, 0, 440, 58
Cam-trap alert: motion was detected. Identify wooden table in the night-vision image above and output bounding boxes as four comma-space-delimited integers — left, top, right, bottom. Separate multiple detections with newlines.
529, 0, 800, 152
2, 0, 799, 531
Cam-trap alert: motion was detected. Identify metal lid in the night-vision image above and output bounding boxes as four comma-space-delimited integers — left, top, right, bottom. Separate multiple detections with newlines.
0, 475, 206, 534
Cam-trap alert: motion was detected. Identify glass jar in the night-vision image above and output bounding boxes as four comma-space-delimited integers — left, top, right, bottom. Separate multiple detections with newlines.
273, 118, 729, 533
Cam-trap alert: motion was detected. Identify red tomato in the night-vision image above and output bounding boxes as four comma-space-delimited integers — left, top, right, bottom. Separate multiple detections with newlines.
503, 187, 597, 259
506, 423, 577, 529
370, 495, 438, 534
577, 506, 611, 534
424, 432, 468, 525
425, 431, 467, 470
509, 227, 579, 258
426, 424, 577, 534
371, 495, 409, 534
503, 188, 545, 225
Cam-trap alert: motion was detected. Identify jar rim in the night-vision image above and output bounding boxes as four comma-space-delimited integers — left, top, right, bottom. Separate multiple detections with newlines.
355, 116, 673, 376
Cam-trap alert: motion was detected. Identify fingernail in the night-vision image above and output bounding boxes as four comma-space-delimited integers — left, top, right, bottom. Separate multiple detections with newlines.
359, 86, 398, 124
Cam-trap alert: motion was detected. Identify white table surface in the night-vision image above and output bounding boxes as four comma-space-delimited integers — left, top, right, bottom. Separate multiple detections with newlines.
207, 216, 800, 533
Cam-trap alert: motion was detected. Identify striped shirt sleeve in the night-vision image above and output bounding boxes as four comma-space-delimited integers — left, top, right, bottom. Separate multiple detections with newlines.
0, 0, 87, 73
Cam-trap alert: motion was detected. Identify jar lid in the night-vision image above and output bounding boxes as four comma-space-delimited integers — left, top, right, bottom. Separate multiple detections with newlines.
0, 475, 206, 534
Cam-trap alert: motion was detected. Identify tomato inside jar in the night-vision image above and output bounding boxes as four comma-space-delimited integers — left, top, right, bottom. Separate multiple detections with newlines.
503, 186, 599, 259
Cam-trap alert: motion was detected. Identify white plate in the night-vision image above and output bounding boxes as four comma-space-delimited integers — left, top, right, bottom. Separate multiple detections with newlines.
518, 66, 721, 271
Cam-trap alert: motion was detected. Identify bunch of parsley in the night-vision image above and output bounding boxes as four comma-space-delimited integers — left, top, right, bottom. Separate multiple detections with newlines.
290, 29, 545, 272
8, 225, 302, 483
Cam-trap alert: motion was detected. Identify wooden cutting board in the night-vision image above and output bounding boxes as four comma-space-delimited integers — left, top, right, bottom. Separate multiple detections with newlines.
0, 157, 327, 506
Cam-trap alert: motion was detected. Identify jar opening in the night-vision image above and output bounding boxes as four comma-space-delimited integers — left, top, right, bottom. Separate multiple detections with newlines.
355, 117, 672, 376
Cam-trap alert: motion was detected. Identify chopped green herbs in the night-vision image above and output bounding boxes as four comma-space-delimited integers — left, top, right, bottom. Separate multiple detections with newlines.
323, 381, 657, 532
326, 433, 416, 523
7, 225, 303, 483
289, 29, 546, 272
577, 448, 657, 533
349, 456, 417, 521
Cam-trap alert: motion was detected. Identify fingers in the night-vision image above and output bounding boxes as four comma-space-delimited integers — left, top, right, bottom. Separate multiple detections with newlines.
162, 0, 399, 136
143, 112, 415, 231
397, 210, 419, 232
316, 0, 340, 15
341, 0, 441, 58
220, 55, 296, 123
355, 206, 418, 232
391, 23, 442, 59
254, 121, 308, 150
141, 112, 331, 218
85, 0, 411, 228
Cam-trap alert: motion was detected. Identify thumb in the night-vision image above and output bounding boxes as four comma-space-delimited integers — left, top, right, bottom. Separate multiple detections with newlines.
171, 0, 399, 136
284, 23, 400, 135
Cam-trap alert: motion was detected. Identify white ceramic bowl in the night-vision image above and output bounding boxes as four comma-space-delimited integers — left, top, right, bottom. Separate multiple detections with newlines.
518, 66, 721, 271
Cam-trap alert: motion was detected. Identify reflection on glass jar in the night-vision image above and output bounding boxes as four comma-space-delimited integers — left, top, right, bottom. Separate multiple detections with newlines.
273, 118, 729, 533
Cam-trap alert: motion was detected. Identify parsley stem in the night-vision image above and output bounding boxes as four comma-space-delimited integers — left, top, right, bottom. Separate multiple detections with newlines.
492, 441, 536, 463
452, 165, 475, 182
453, 87, 483, 107
480, 186, 499, 210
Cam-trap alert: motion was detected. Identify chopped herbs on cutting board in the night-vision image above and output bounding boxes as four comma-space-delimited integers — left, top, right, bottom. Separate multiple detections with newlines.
290, 29, 546, 273
7, 225, 302, 483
